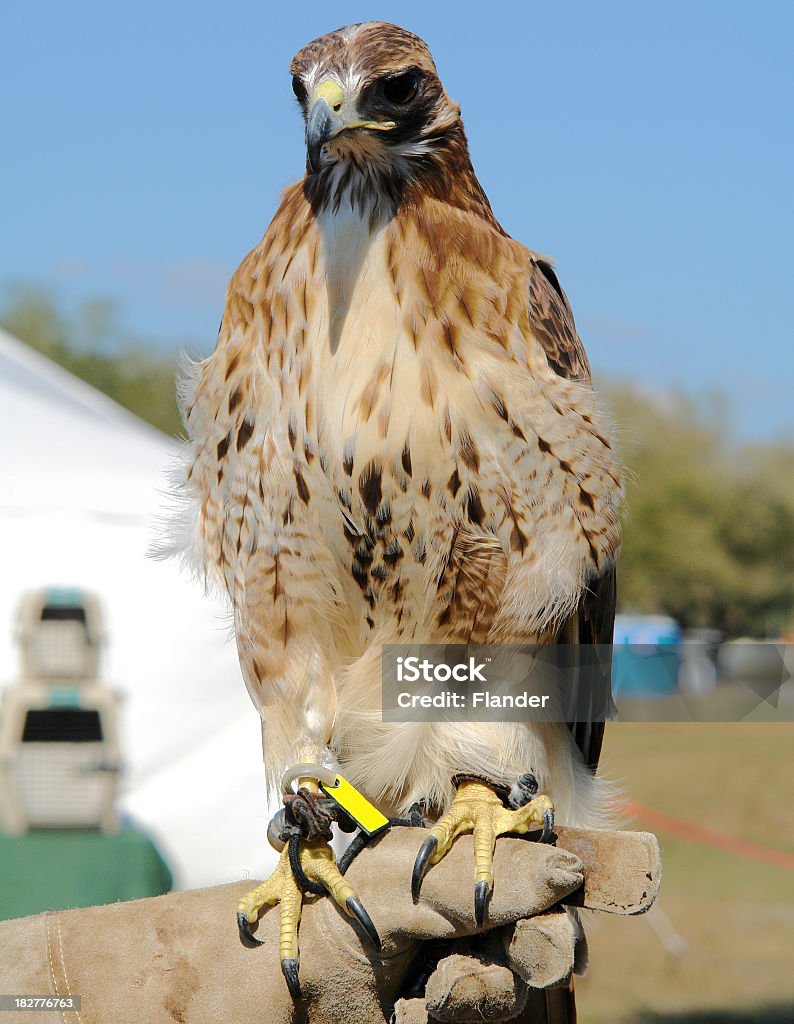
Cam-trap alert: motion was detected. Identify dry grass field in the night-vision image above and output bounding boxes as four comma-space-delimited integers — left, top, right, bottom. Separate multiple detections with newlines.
577, 723, 794, 1023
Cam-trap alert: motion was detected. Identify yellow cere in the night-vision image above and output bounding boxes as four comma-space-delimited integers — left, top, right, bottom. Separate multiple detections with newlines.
311, 80, 395, 131
312, 80, 345, 110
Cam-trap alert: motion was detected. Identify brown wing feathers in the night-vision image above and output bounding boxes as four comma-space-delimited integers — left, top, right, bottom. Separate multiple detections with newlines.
529, 259, 617, 772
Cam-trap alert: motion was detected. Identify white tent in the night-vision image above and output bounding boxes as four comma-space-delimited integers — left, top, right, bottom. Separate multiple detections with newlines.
0, 327, 279, 889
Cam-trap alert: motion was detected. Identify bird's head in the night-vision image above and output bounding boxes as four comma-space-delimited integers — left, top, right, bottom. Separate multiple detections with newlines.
291, 23, 472, 218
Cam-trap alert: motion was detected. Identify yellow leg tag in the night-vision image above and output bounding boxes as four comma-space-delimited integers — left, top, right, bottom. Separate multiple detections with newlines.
320, 774, 390, 836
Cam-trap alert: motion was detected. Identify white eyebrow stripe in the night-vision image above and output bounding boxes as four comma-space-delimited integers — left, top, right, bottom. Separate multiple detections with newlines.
302, 63, 323, 92
344, 67, 364, 93
303, 63, 365, 98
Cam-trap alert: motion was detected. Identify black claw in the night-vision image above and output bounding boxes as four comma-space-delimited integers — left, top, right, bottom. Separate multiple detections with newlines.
237, 911, 265, 948
281, 958, 302, 1000
540, 807, 555, 843
346, 896, 382, 950
411, 835, 438, 901
474, 880, 491, 928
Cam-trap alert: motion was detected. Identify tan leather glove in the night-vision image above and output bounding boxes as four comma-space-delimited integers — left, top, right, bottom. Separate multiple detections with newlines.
0, 827, 659, 1024
395, 827, 661, 1024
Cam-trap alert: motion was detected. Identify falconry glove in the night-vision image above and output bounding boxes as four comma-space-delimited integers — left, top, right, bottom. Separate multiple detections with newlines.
0, 826, 659, 1024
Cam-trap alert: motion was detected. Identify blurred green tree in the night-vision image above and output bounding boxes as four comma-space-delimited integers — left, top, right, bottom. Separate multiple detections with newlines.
0, 283, 183, 436
605, 383, 794, 637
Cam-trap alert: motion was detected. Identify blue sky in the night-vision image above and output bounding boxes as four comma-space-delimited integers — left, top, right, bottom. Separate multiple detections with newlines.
2, 1, 792, 438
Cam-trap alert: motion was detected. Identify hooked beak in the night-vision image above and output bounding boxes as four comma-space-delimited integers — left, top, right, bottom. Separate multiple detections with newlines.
304, 79, 396, 173
306, 97, 345, 173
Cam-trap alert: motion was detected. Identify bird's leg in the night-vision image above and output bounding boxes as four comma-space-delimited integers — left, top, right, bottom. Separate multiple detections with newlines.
237, 773, 380, 999
412, 774, 555, 927
237, 836, 380, 998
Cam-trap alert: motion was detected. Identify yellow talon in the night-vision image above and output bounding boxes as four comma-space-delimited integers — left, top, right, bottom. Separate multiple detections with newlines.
237, 843, 303, 960
237, 837, 381, 999
412, 780, 555, 926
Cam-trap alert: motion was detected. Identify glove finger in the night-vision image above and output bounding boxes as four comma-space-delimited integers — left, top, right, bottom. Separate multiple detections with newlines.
503, 909, 577, 989
338, 830, 584, 951
554, 828, 661, 914
394, 997, 429, 1023
424, 953, 528, 1023
413, 839, 584, 934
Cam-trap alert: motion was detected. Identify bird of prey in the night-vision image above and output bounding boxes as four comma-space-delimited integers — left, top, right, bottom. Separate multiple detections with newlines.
173, 21, 622, 997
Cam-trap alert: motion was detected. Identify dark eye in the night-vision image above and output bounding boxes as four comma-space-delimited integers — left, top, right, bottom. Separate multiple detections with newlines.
292, 75, 307, 103
382, 71, 420, 105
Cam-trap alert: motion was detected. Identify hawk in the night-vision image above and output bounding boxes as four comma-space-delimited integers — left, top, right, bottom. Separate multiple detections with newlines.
173, 21, 622, 996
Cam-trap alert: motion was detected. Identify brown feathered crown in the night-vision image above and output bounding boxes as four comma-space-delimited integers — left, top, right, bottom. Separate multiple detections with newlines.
290, 22, 499, 226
